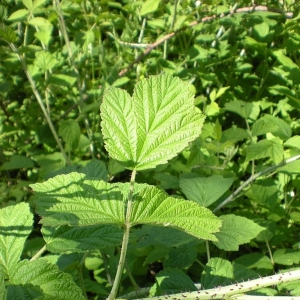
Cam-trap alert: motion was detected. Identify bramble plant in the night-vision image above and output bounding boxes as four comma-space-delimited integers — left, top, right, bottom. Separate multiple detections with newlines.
1, 0, 300, 299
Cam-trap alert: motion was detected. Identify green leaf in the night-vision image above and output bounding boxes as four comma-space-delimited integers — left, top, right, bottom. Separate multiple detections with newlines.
9, 259, 85, 299
284, 136, 300, 149
165, 245, 197, 269
130, 185, 221, 241
7, 9, 29, 21
278, 160, 300, 174
42, 225, 123, 253
48, 73, 77, 87
212, 215, 264, 251
34, 51, 58, 71
80, 159, 108, 180
31, 172, 125, 226
149, 268, 197, 297
224, 99, 253, 119
245, 139, 284, 164
254, 22, 269, 39
273, 50, 299, 70
0, 25, 17, 43
0, 203, 33, 277
22, 0, 33, 10
100, 75, 205, 171
28, 16, 51, 28
140, 0, 160, 16
201, 258, 258, 289
58, 119, 81, 150
273, 249, 300, 266
269, 85, 300, 106
234, 253, 273, 272
35, 29, 52, 46
251, 114, 291, 140
179, 174, 235, 207
0, 154, 34, 170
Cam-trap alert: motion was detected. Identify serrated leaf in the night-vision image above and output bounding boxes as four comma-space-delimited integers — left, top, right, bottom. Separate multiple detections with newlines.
33, 0, 47, 9
31, 172, 125, 226
9, 259, 85, 299
0, 203, 33, 277
140, 0, 160, 16
201, 258, 258, 289
35, 29, 52, 46
245, 139, 284, 164
234, 253, 273, 271
80, 159, 108, 180
34, 51, 58, 71
150, 268, 197, 297
212, 215, 264, 251
278, 160, 300, 174
22, 0, 33, 10
42, 225, 123, 253
0, 154, 34, 170
165, 245, 197, 268
28, 17, 51, 27
224, 99, 253, 119
252, 114, 291, 140
101, 75, 205, 171
130, 185, 221, 241
7, 9, 29, 21
254, 22, 269, 38
284, 136, 300, 149
58, 119, 81, 150
179, 174, 235, 207
273, 249, 300, 265
48, 73, 77, 87
0, 25, 17, 43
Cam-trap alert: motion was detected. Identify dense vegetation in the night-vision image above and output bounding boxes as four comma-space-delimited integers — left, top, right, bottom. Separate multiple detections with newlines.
0, 0, 300, 299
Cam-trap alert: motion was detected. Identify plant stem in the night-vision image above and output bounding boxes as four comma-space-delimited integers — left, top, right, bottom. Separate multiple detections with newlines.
107, 169, 137, 300
30, 245, 47, 261
213, 154, 300, 213
132, 269, 300, 300
9, 43, 70, 166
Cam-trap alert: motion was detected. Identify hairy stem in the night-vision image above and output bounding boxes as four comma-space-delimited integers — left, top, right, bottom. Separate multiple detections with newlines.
130, 269, 300, 300
107, 169, 137, 300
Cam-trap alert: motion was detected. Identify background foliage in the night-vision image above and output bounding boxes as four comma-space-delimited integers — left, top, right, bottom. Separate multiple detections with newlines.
1, 0, 300, 299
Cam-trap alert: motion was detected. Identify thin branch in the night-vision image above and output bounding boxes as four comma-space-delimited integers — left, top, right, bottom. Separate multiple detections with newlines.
119, 5, 293, 77
30, 245, 47, 261
213, 154, 300, 213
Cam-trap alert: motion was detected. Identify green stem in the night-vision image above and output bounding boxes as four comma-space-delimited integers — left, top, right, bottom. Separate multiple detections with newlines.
266, 240, 274, 265
107, 169, 137, 300
213, 154, 300, 213
9, 43, 70, 166
30, 245, 47, 261
78, 252, 88, 299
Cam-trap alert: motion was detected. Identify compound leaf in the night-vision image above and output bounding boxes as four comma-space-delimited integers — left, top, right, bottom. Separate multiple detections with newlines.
130, 185, 221, 241
0, 202, 33, 277
101, 75, 205, 171
8, 259, 85, 299
213, 215, 264, 251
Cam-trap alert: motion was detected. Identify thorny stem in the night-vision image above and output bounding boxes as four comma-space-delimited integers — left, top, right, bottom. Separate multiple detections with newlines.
118, 5, 293, 77
127, 269, 300, 300
213, 154, 300, 213
107, 169, 137, 300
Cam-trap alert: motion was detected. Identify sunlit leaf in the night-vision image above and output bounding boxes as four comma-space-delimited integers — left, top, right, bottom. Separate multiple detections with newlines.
212, 215, 264, 251
130, 185, 221, 241
101, 75, 205, 171
0, 203, 33, 277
